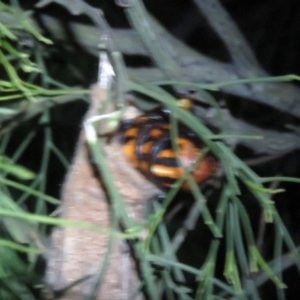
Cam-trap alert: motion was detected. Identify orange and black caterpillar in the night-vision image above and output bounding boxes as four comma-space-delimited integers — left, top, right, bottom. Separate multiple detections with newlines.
119, 99, 218, 190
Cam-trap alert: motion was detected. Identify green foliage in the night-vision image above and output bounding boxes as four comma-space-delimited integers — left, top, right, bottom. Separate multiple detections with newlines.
0, 2, 89, 298
1, 0, 300, 299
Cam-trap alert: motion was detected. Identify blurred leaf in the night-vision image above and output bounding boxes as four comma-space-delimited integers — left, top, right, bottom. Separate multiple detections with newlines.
0, 177, 59, 204
0, 238, 41, 254
245, 180, 285, 194
0, 191, 37, 244
0, 156, 35, 180
0, 21, 17, 40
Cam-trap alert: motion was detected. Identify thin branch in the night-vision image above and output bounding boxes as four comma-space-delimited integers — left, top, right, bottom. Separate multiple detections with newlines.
193, 0, 266, 78
194, 106, 300, 155
38, 14, 300, 119
118, 0, 183, 81
36, 0, 111, 33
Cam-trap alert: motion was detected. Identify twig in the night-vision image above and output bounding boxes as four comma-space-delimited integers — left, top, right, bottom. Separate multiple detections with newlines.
256, 180, 280, 251
117, 0, 183, 80
194, 106, 300, 155
193, 0, 266, 78
36, 0, 111, 34
39, 14, 300, 119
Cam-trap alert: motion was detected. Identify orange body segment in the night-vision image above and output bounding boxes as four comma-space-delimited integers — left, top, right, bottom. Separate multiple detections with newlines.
120, 99, 218, 190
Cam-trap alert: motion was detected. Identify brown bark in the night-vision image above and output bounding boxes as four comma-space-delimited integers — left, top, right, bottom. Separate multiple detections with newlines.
46, 86, 159, 299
